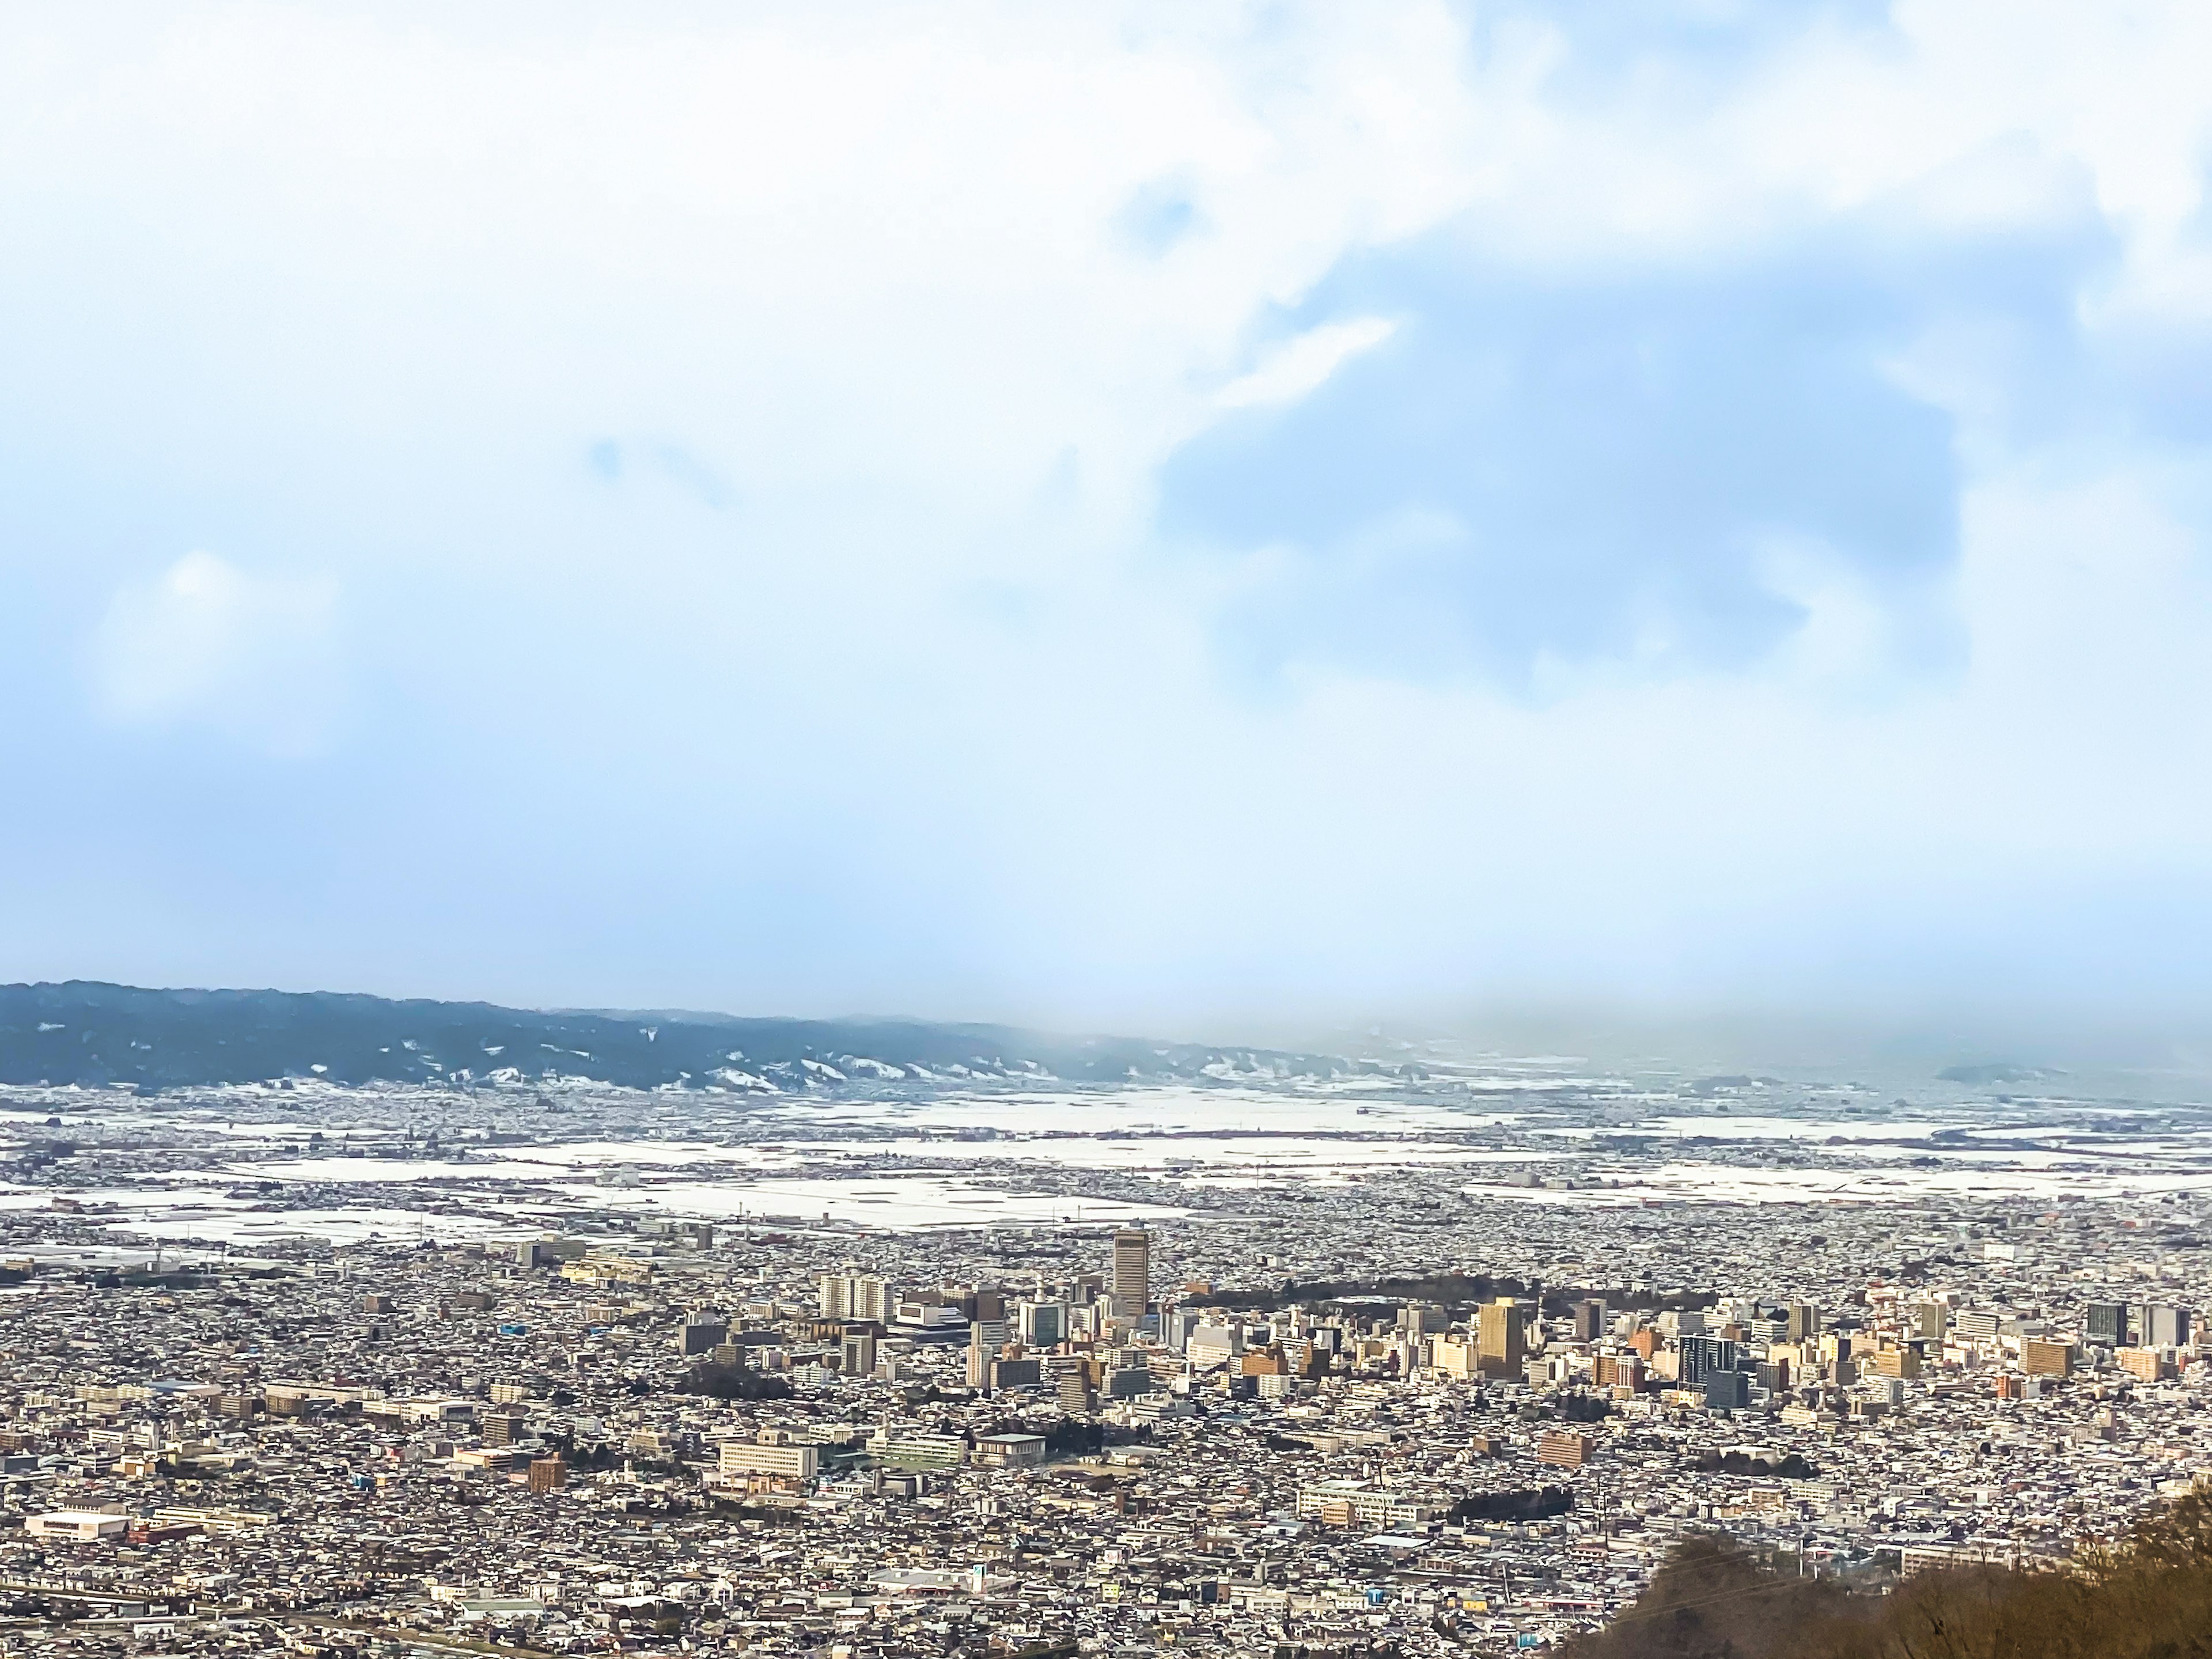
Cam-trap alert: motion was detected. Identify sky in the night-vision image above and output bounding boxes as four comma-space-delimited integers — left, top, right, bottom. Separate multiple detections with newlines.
4, 1, 2212, 1046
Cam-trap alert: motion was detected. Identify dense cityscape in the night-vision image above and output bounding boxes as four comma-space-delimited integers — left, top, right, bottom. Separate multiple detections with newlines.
0, 1061, 2206, 1658
12, 1, 2212, 1654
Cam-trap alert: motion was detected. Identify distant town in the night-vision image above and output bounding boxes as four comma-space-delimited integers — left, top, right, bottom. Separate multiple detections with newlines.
0, 1063, 2206, 1657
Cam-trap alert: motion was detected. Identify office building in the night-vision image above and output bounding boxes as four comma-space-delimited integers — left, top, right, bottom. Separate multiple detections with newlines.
1786, 1302, 1822, 1344
1018, 1301, 1068, 1348
1537, 1430, 1593, 1469
2136, 1304, 2191, 1349
1188, 1322, 1241, 1371
1112, 1229, 1151, 1315
1678, 1335, 1741, 1388
1705, 1369, 1750, 1410
676, 1316, 728, 1357
1871, 1346, 1921, 1380
1108, 1362, 1153, 1399
1432, 1334, 1479, 1380
1056, 1369, 1095, 1416
1478, 1298, 1525, 1378
2023, 1338, 2075, 1377
527, 1456, 566, 1493
1571, 1299, 1606, 1343
990, 1357, 1043, 1389
820, 1273, 892, 1324
2119, 1347, 2173, 1382
719, 1440, 820, 1481
481, 1411, 526, 1446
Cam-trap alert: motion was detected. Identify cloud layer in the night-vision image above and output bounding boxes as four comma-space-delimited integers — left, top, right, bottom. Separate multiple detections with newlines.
3, 1, 2211, 1041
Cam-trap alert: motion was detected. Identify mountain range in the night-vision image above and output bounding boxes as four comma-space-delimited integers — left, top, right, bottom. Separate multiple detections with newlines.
0, 981, 1352, 1093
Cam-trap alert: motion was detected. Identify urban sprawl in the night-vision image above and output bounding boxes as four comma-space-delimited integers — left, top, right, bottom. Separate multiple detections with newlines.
0, 1072, 2206, 1658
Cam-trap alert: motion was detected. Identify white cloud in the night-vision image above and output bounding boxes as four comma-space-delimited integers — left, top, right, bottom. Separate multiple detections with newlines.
92, 551, 341, 756
1216, 317, 1399, 410
0, 3, 2210, 1024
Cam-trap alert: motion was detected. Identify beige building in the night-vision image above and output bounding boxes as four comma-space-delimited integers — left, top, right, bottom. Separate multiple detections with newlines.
1537, 1430, 1593, 1469
26, 1511, 127, 1541
1478, 1298, 1525, 1378
1431, 1334, 1479, 1380
1111, 1229, 1151, 1314
2022, 1338, 2074, 1377
718, 1438, 820, 1480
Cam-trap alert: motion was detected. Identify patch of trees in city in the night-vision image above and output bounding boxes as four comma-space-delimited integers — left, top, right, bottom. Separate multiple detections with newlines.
1688, 1449, 1817, 1479
677, 1362, 793, 1402
1449, 1486, 1575, 1524
1561, 1490, 2212, 1659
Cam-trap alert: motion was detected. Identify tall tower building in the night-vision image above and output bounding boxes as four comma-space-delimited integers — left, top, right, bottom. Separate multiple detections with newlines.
1786, 1302, 1822, 1344
1111, 1229, 1151, 1315
820, 1273, 891, 1324
1478, 1298, 1526, 1378
1572, 1299, 1607, 1343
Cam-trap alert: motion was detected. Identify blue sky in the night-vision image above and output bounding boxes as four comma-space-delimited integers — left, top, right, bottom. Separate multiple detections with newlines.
3, 1, 2211, 1040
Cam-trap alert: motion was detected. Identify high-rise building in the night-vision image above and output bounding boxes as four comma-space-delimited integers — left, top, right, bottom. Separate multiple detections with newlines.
1187, 1322, 1241, 1371
1018, 1301, 1068, 1347
1056, 1368, 1094, 1416
1953, 1309, 2002, 1341
2022, 1338, 2074, 1377
1705, 1370, 1750, 1411
1478, 1298, 1525, 1378
1678, 1335, 1741, 1387
2086, 1302, 2130, 1348
1432, 1334, 1479, 1380
1572, 1299, 1606, 1343
1595, 1354, 1643, 1389
1536, 1430, 1593, 1468
1786, 1302, 1822, 1344
2119, 1347, 2173, 1383
990, 1357, 1043, 1389
1112, 1230, 1151, 1315
1871, 1346, 1921, 1380
1915, 1302, 1948, 1341
820, 1273, 892, 1324
481, 1411, 526, 1446
677, 1316, 728, 1357
840, 1332, 877, 1376
2135, 1304, 2191, 1349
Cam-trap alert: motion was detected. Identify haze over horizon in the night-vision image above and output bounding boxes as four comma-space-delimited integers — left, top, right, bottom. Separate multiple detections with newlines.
6, 3, 2212, 1040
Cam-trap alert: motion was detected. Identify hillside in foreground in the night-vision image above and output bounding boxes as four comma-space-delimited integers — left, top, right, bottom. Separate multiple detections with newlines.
1563, 1489, 2212, 1659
